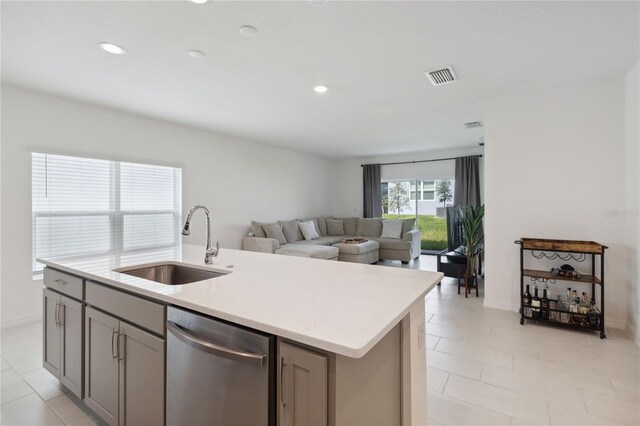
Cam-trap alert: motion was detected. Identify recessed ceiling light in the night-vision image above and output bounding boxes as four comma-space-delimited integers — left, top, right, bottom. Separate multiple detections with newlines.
314, 85, 329, 93
99, 42, 125, 55
239, 26, 258, 37
190, 0, 208, 4
188, 50, 206, 59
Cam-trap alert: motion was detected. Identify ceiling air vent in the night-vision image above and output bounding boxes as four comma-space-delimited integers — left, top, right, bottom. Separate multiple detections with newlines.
425, 67, 457, 86
464, 121, 483, 129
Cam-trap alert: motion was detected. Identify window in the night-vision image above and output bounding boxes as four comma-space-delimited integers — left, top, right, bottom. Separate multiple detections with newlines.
421, 180, 435, 201
32, 152, 182, 274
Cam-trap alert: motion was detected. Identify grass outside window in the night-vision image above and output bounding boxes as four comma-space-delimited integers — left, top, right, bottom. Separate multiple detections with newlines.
383, 214, 448, 251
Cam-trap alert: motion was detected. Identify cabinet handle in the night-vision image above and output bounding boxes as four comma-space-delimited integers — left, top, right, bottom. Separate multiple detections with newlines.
117, 333, 125, 361
54, 302, 60, 327
280, 357, 287, 410
58, 304, 64, 327
54, 279, 67, 285
111, 328, 118, 359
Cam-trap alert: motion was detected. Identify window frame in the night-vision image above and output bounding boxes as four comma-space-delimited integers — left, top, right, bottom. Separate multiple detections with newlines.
31, 152, 182, 276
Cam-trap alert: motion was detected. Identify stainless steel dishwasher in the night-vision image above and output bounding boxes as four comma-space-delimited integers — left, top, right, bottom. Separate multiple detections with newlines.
166, 306, 275, 425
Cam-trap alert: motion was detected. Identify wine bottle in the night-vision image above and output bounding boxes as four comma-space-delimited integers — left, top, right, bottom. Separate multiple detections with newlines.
541, 289, 549, 320
522, 284, 532, 318
532, 287, 541, 319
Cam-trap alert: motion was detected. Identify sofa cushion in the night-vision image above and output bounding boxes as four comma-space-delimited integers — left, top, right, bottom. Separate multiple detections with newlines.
326, 219, 345, 236
315, 216, 332, 236
298, 217, 321, 236
340, 217, 358, 236
380, 220, 403, 239
251, 221, 272, 238
290, 239, 331, 246
401, 218, 416, 235
275, 245, 339, 260
281, 219, 303, 243
356, 218, 382, 238
299, 220, 320, 240
264, 223, 287, 245
375, 237, 411, 251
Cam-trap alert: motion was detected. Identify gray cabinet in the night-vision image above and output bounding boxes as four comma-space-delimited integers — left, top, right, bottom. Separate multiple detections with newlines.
43, 288, 84, 398
279, 342, 328, 426
84, 307, 165, 426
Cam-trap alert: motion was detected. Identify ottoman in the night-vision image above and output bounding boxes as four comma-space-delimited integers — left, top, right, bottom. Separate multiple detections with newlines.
333, 240, 380, 264
275, 245, 339, 260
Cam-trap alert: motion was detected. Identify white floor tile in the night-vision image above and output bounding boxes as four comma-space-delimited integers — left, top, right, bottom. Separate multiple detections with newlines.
444, 374, 550, 425
0, 393, 65, 425
47, 393, 101, 426
581, 388, 640, 425
425, 304, 458, 318
481, 364, 586, 412
610, 377, 640, 404
510, 417, 535, 425
427, 367, 449, 393
548, 403, 626, 425
539, 346, 639, 381
513, 355, 617, 396
429, 314, 494, 335
492, 326, 568, 350
3, 343, 43, 374
22, 368, 68, 401
1, 326, 41, 354
463, 333, 541, 360
435, 338, 513, 370
426, 334, 440, 350
1, 368, 34, 405
427, 390, 510, 426
426, 323, 467, 341
1, 357, 10, 371
427, 349, 483, 380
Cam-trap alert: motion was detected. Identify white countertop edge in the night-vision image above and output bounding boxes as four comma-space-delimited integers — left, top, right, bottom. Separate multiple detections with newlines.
38, 254, 443, 358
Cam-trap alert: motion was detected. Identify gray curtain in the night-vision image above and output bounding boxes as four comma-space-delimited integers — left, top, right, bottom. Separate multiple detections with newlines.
454, 156, 481, 206
362, 164, 382, 218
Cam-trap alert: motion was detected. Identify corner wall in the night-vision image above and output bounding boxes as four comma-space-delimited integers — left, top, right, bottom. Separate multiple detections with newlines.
483, 78, 628, 329
0, 85, 338, 327
625, 62, 640, 345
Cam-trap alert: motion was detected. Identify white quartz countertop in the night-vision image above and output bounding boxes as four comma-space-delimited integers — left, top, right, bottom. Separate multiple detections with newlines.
38, 244, 442, 358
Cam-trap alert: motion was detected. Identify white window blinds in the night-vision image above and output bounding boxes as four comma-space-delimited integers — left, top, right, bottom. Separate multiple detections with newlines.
32, 152, 182, 274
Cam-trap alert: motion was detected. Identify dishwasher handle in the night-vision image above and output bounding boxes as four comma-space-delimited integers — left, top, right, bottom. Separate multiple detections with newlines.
167, 321, 266, 366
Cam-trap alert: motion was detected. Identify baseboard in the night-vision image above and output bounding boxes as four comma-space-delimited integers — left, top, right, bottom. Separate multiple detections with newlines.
483, 299, 519, 312
606, 319, 627, 330
1, 313, 42, 330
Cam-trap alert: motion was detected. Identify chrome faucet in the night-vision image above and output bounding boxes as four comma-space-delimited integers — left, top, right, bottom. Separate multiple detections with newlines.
181, 205, 219, 264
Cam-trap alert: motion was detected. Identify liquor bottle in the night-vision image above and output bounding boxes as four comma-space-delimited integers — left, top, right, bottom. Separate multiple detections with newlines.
541, 289, 549, 320
565, 287, 572, 304
588, 301, 600, 327
532, 287, 541, 319
522, 284, 532, 317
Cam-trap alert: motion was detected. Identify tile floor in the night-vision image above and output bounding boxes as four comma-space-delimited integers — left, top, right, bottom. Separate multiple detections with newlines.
1, 255, 638, 425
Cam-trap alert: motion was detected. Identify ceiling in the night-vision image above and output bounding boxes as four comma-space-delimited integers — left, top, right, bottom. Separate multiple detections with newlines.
2, 1, 638, 159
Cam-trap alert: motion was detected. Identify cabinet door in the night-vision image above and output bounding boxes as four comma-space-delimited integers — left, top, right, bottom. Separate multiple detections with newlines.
118, 322, 165, 426
279, 342, 328, 426
60, 295, 84, 398
43, 288, 61, 378
84, 307, 119, 426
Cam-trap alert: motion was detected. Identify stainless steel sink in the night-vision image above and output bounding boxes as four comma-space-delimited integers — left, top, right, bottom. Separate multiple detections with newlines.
116, 263, 227, 285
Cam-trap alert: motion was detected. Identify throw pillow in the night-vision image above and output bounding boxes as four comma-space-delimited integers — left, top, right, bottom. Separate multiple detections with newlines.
298, 217, 321, 236
340, 217, 358, 235
380, 220, 403, 239
401, 218, 416, 235
298, 220, 320, 240
281, 219, 303, 243
316, 216, 332, 236
326, 219, 345, 236
251, 221, 270, 238
263, 223, 287, 245
356, 218, 383, 237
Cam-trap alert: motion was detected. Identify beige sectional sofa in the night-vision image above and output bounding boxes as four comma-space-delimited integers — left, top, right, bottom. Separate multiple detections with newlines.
242, 216, 421, 263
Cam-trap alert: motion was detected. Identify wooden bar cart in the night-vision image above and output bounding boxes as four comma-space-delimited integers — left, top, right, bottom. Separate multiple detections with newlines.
515, 238, 608, 339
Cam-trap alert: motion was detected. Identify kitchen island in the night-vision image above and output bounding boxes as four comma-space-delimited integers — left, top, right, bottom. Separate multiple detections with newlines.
39, 244, 442, 425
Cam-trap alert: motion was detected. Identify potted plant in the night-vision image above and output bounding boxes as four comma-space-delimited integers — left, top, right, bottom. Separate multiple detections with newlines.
460, 204, 484, 297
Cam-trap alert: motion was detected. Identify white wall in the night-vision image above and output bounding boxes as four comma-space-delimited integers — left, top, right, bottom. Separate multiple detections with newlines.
0, 85, 338, 327
625, 62, 640, 344
484, 78, 628, 328
335, 147, 484, 218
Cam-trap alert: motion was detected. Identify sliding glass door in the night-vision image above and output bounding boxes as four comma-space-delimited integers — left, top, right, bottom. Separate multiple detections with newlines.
382, 178, 454, 253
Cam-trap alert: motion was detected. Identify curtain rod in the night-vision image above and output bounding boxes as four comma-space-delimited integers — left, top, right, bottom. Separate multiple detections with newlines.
360, 154, 482, 167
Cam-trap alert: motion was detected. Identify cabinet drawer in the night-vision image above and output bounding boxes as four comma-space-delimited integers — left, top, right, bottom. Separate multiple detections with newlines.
44, 268, 84, 300
86, 281, 165, 336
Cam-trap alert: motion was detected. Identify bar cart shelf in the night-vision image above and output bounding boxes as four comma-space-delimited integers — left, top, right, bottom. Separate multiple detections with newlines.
515, 238, 608, 339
